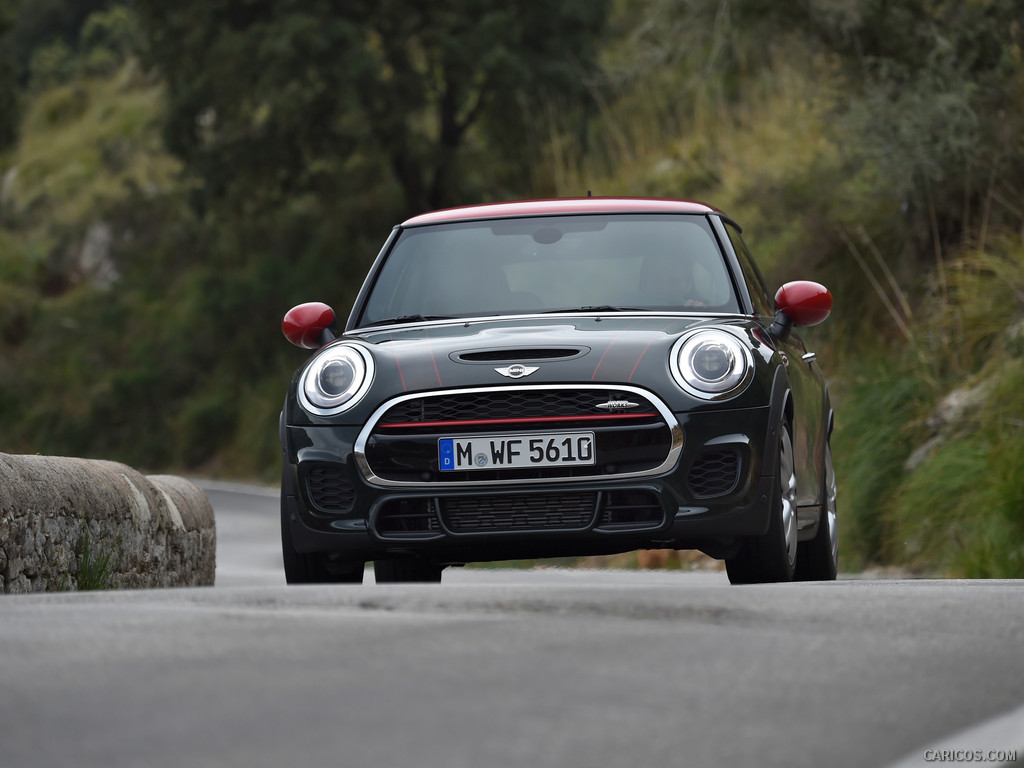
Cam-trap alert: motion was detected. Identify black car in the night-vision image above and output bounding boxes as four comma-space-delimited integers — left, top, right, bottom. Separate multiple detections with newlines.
279, 198, 837, 584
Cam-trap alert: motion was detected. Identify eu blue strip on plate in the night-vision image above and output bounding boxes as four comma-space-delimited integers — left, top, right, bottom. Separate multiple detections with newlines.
438, 438, 454, 471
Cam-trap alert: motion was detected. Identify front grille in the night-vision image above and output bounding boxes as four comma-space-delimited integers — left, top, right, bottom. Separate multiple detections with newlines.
378, 389, 656, 426
688, 449, 740, 498
440, 492, 597, 533
363, 387, 675, 484
306, 466, 356, 513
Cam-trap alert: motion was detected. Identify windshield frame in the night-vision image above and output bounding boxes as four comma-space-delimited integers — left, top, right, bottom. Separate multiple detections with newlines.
348, 212, 744, 330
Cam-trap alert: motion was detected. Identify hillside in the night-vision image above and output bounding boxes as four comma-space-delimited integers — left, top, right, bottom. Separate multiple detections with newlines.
1, 0, 1023, 576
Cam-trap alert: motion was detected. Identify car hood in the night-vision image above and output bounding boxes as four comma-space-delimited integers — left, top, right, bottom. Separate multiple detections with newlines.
347, 314, 760, 394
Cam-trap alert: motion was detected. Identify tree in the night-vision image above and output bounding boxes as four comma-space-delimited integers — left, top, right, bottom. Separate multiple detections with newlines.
626, 0, 1024, 253
135, 0, 609, 216
736, 0, 1024, 245
0, 0, 19, 148
2, 0, 112, 78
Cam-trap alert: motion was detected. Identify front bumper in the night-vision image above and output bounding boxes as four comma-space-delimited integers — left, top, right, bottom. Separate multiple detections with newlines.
282, 403, 773, 563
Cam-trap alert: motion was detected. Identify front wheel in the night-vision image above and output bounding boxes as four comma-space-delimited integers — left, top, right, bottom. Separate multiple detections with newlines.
795, 441, 838, 581
726, 423, 799, 584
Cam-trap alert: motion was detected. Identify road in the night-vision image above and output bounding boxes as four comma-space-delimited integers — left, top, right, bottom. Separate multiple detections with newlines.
1, 481, 1023, 768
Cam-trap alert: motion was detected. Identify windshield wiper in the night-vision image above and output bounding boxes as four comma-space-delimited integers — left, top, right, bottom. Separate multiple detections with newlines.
364, 314, 453, 327
543, 305, 641, 313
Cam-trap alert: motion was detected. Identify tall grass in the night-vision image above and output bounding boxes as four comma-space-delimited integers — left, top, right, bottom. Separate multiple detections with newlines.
888, 355, 1024, 577
77, 523, 116, 590
829, 358, 936, 569
866, 242, 1024, 576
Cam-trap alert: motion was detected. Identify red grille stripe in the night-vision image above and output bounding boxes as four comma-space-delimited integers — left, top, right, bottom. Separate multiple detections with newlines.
378, 412, 657, 429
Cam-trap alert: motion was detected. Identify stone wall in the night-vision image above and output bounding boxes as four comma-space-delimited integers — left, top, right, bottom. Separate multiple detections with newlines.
0, 453, 216, 593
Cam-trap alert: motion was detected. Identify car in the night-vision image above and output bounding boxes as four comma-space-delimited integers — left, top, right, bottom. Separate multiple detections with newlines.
279, 197, 837, 584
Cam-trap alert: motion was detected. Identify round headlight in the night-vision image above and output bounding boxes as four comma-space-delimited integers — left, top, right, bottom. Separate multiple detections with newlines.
299, 344, 374, 415
671, 330, 752, 399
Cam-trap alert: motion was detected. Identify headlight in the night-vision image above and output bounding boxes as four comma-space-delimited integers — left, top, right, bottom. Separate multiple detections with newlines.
671, 330, 752, 399
298, 344, 374, 415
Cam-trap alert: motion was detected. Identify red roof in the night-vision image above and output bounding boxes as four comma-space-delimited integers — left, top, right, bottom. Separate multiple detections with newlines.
402, 197, 718, 226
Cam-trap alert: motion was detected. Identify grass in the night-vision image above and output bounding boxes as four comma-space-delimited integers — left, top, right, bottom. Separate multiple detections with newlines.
887, 352, 1024, 577
4, 60, 180, 230
834, 238, 1024, 577
830, 357, 936, 570
77, 523, 116, 591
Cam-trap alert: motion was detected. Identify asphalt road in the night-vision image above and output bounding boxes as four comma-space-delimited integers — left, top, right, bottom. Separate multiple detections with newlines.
1, 482, 1023, 768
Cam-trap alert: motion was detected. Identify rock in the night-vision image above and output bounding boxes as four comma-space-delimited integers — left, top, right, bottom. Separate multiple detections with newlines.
906, 380, 991, 472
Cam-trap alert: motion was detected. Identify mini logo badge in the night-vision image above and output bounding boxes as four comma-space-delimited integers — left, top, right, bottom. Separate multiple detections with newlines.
595, 399, 640, 411
495, 364, 539, 379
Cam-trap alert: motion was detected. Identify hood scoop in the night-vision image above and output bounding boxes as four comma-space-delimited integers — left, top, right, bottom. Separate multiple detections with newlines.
453, 347, 588, 364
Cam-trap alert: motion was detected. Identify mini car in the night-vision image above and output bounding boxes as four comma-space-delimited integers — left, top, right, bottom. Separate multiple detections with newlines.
279, 198, 837, 584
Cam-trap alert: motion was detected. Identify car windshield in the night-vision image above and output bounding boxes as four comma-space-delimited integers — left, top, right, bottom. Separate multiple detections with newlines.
357, 213, 741, 326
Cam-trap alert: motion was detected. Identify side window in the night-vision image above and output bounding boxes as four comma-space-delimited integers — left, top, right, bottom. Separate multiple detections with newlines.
724, 222, 773, 317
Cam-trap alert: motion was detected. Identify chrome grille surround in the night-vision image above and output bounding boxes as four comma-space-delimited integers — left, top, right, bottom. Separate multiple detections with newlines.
354, 384, 683, 488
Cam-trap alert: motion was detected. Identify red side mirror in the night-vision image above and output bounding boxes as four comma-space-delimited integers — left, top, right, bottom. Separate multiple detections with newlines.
774, 281, 832, 328
282, 302, 337, 349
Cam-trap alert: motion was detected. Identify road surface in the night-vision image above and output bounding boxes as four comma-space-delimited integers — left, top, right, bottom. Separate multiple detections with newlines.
1, 481, 1022, 768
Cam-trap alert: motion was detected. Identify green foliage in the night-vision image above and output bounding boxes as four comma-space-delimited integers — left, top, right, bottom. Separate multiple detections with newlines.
939, 247, 1024, 372
0, 0, 19, 148
5, 3, 140, 92
832, 240, 1024, 576
889, 357, 1024, 578
815, 0, 1023, 252
2, 0, 113, 77
80, 5, 140, 61
135, 0, 609, 216
830, 358, 936, 568
77, 522, 116, 590
27, 40, 78, 91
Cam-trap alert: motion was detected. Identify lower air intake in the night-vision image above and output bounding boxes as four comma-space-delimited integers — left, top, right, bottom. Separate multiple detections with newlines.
441, 493, 597, 533
688, 449, 740, 498
597, 490, 664, 530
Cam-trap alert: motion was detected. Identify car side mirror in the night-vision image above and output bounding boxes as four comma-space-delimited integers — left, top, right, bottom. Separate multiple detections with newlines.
282, 302, 338, 349
769, 281, 832, 341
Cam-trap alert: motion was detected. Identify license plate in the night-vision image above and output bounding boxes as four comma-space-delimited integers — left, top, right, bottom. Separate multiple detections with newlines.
438, 432, 595, 471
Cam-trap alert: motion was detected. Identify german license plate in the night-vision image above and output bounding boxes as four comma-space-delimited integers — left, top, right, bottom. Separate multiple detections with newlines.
438, 432, 595, 471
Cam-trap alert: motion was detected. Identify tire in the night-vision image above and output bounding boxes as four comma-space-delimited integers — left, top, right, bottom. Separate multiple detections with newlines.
795, 441, 838, 581
281, 462, 364, 584
726, 423, 799, 584
374, 560, 444, 583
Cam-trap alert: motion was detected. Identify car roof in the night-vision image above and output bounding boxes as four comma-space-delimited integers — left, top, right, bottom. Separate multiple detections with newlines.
401, 197, 720, 227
